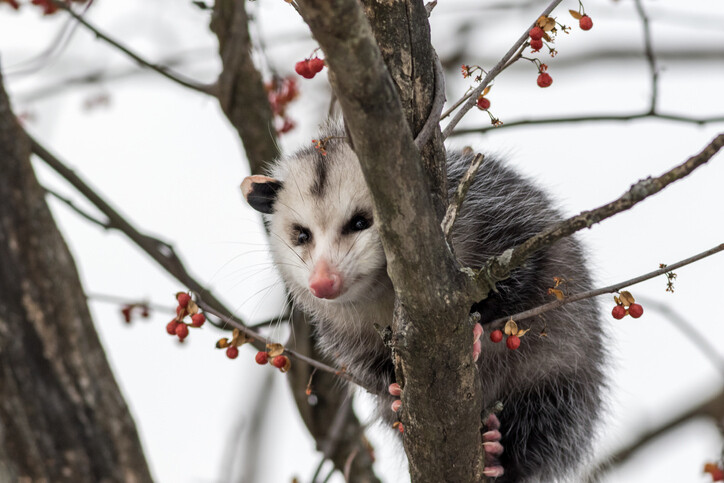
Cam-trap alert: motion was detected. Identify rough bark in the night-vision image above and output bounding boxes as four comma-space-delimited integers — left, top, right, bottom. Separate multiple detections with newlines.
286, 311, 379, 483
0, 69, 152, 482
297, 0, 485, 481
211, 3, 378, 480
211, 0, 280, 174
360, 0, 447, 217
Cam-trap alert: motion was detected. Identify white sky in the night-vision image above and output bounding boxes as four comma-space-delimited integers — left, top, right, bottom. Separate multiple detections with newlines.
1, 0, 724, 481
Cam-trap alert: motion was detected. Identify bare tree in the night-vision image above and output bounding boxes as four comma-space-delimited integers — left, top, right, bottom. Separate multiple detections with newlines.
1, 0, 722, 481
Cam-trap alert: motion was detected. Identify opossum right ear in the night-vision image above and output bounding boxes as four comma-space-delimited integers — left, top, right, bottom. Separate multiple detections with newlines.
241, 175, 283, 214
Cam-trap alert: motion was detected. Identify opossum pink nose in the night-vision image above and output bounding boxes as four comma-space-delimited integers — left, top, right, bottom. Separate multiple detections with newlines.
309, 261, 343, 299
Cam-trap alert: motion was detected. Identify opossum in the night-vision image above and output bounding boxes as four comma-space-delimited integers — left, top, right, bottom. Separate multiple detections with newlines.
242, 127, 606, 482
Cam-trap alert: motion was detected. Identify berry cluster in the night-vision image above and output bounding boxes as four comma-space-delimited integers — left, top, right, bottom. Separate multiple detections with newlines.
705, 462, 724, 482
294, 57, 325, 79
254, 343, 291, 372
166, 292, 206, 342
120, 303, 150, 323
265, 76, 299, 135
490, 319, 530, 350
611, 291, 644, 320
216, 328, 254, 359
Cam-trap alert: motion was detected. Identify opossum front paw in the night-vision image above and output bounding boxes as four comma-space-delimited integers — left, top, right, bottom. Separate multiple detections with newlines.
483, 413, 505, 477
389, 383, 404, 432
473, 322, 483, 362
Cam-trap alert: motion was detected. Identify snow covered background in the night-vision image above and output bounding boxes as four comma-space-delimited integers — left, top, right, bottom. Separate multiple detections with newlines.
1, 0, 723, 481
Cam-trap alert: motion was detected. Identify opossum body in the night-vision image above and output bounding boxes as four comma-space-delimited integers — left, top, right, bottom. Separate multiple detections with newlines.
242, 129, 606, 482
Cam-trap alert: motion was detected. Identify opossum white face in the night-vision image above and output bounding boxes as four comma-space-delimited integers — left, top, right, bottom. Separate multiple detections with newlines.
241, 142, 389, 314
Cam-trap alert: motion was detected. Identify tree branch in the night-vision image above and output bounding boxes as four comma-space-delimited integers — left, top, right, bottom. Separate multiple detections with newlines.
442, 153, 484, 241
211, 0, 280, 175
441, 0, 565, 139
196, 299, 377, 393
449, 112, 724, 136
485, 243, 724, 329
51, 0, 214, 95
474, 134, 724, 297
634, 0, 659, 114
586, 388, 724, 481
29, 135, 244, 334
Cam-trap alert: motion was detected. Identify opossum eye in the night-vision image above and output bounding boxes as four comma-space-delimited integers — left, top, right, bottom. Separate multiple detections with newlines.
291, 224, 312, 246
344, 213, 372, 234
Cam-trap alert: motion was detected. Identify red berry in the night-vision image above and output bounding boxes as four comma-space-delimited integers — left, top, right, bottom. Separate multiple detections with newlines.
537, 72, 553, 88
175, 323, 189, 341
628, 303, 644, 319
476, 96, 491, 110
272, 355, 288, 368
191, 313, 206, 327
255, 351, 269, 365
177, 293, 191, 308
529, 26, 544, 41
579, 15, 593, 31
176, 305, 186, 318
309, 57, 325, 74
506, 335, 521, 350
166, 320, 179, 335
611, 305, 626, 320
490, 330, 503, 343
530, 39, 543, 51
226, 346, 239, 359
294, 60, 314, 79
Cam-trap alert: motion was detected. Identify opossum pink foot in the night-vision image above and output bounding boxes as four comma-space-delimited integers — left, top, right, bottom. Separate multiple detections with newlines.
389, 383, 402, 414
483, 414, 504, 477
473, 322, 483, 362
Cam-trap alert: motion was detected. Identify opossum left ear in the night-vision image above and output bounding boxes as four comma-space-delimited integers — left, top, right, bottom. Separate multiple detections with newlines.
241, 175, 283, 214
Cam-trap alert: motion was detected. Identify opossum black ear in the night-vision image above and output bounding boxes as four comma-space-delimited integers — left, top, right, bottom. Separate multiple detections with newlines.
241, 175, 283, 214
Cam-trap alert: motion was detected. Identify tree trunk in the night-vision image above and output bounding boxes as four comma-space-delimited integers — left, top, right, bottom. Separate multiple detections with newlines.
0, 69, 152, 482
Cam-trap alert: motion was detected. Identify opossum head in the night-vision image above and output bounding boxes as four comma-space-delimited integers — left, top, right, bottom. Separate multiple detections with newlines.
241, 138, 389, 316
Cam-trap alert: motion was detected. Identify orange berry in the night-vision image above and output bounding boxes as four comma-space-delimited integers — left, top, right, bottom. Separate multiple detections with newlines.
175, 323, 189, 341
611, 305, 626, 320
476, 96, 491, 110
628, 303, 644, 319
579, 15, 593, 31
537, 72, 553, 88
191, 313, 206, 327
255, 351, 269, 365
272, 355, 288, 368
177, 293, 191, 308
529, 26, 544, 41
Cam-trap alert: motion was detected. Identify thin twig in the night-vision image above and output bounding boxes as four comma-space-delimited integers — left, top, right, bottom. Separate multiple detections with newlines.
413, 51, 445, 150
312, 393, 355, 482
196, 299, 376, 394
634, 0, 659, 113
474, 134, 724, 296
485, 243, 724, 329
449, 112, 724, 136
44, 186, 110, 230
441, 153, 484, 241
585, 388, 724, 482
30, 134, 245, 337
51, 0, 213, 95
441, 0, 565, 139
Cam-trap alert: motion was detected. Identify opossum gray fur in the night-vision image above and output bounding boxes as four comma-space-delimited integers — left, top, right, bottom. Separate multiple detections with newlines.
242, 126, 606, 482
